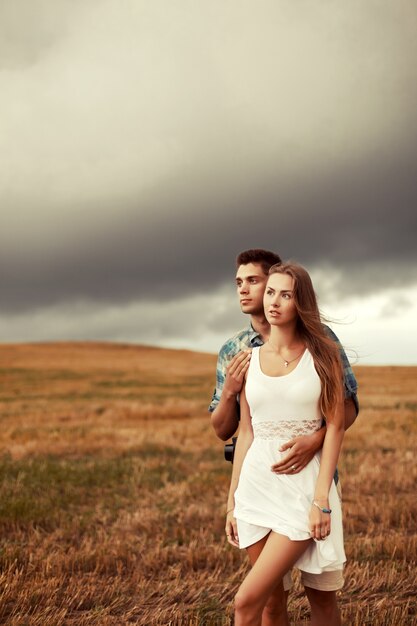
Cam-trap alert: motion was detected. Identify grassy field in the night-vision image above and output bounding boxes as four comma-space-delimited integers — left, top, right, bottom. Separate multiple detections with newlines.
0, 342, 415, 625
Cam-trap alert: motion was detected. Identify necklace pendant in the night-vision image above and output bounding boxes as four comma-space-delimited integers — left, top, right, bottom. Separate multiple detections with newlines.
284, 360, 289, 367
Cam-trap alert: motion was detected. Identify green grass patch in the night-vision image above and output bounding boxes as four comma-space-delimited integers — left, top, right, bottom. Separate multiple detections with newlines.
0, 448, 191, 529
0, 456, 133, 528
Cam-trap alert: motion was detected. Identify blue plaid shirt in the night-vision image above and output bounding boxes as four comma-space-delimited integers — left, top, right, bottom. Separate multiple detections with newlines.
209, 324, 358, 413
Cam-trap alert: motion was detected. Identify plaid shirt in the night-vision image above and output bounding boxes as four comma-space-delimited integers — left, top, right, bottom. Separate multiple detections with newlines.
208, 324, 358, 413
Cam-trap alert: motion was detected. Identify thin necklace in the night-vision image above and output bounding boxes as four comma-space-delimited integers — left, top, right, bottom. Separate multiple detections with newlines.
266, 341, 305, 368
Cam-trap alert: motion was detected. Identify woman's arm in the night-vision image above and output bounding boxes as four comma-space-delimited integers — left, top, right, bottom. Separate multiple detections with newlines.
225, 384, 253, 547
309, 397, 345, 541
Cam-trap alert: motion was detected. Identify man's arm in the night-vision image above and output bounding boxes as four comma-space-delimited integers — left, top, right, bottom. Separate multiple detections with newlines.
272, 329, 359, 474
344, 397, 357, 431
325, 325, 359, 424
209, 350, 252, 441
210, 393, 239, 441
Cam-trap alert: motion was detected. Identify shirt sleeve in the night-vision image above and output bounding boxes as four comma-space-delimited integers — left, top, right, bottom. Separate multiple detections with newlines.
324, 325, 359, 413
208, 345, 228, 413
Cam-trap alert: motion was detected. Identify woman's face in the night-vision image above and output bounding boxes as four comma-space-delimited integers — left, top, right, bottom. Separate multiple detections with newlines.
264, 272, 298, 326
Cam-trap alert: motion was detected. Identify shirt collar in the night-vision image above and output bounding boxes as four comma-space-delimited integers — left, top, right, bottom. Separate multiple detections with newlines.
248, 323, 263, 345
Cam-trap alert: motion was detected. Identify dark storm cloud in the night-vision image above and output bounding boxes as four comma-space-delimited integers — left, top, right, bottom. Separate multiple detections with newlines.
1, 143, 416, 314
1, 0, 416, 318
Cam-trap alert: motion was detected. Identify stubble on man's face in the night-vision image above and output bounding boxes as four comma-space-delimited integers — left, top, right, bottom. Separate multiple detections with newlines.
235, 263, 269, 315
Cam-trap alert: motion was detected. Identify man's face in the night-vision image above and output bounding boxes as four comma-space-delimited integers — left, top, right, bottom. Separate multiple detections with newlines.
235, 263, 269, 315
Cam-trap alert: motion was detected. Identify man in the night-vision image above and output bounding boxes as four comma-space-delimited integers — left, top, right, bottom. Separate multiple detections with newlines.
209, 249, 358, 626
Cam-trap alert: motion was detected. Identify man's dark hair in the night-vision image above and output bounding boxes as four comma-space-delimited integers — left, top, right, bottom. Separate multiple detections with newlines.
236, 249, 282, 275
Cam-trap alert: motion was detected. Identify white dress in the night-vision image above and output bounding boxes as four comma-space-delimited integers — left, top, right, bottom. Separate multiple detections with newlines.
234, 347, 346, 574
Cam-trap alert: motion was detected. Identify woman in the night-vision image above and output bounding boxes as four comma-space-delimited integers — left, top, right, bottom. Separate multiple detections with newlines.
225, 262, 346, 626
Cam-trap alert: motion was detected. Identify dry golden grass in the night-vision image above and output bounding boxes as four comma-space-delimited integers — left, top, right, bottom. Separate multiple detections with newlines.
0, 342, 415, 625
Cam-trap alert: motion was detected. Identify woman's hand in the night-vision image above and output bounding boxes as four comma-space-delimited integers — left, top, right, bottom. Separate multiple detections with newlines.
225, 509, 239, 547
309, 499, 331, 541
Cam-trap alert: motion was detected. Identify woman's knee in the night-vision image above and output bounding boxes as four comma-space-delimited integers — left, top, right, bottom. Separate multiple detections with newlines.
235, 588, 259, 614
235, 590, 251, 613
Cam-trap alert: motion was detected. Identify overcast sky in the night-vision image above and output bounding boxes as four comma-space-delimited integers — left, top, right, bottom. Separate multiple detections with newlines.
1, 0, 416, 365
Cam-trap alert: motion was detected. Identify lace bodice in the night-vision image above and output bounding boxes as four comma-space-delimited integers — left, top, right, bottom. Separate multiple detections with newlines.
252, 419, 322, 439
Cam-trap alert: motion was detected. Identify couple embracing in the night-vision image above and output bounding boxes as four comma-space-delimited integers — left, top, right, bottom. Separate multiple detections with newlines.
209, 249, 358, 626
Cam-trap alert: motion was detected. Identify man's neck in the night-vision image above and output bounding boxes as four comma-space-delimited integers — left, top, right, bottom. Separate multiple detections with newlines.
250, 313, 270, 342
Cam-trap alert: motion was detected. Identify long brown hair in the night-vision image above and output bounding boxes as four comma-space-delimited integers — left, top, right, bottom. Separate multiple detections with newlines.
268, 262, 343, 420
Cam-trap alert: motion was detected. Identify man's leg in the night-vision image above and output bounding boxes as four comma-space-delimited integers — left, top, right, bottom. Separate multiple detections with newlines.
246, 533, 291, 626
261, 580, 290, 626
301, 570, 343, 626
235, 533, 310, 626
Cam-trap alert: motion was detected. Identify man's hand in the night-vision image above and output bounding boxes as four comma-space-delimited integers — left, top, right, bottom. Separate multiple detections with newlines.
271, 429, 326, 474
210, 350, 251, 441
223, 350, 251, 398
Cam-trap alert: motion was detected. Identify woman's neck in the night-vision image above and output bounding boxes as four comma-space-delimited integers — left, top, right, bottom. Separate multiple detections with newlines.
267, 324, 301, 350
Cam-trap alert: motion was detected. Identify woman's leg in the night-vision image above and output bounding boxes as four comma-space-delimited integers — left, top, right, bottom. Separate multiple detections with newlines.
235, 533, 311, 626
246, 533, 290, 626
